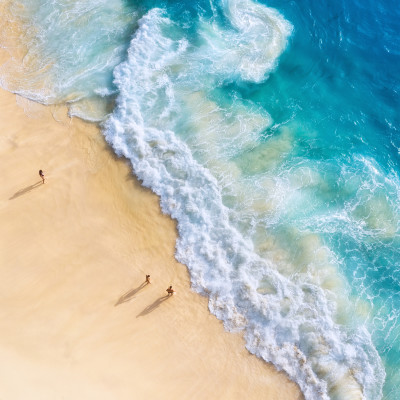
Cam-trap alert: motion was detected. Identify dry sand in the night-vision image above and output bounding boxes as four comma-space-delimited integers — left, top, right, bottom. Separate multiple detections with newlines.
0, 48, 303, 399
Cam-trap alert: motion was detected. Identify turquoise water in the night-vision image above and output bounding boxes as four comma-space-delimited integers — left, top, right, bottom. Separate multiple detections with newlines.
1, 0, 399, 398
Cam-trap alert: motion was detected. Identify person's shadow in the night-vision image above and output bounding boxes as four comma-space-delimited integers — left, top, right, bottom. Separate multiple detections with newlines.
136, 295, 170, 317
9, 181, 43, 200
115, 282, 148, 306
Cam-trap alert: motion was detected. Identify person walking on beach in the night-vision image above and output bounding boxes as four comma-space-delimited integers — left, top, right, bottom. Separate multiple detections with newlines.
166, 286, 175, 296
146, 275, 151, 284
39, 169, 45, 184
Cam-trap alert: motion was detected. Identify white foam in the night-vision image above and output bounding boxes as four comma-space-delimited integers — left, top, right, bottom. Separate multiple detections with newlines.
103, 5, 385, 400
197, 0, 293, 83
0, 0, 138, 119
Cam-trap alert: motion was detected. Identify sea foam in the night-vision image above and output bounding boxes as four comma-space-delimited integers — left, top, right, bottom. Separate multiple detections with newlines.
103, 4, 385, 399
0, 0, 138, 120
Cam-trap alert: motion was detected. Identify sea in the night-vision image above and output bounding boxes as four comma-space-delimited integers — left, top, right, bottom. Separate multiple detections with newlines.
1, 1, 399, 399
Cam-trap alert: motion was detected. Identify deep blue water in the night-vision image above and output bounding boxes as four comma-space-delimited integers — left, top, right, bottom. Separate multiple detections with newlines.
1, 0, 399, 398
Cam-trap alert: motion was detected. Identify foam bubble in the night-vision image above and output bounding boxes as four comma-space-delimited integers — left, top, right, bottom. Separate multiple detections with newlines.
103, 5, 385, 399
198, 0, 293, 82
0, 0, 139, 120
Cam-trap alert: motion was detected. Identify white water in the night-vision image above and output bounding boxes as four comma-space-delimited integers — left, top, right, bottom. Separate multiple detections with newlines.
103, 5, 385, 399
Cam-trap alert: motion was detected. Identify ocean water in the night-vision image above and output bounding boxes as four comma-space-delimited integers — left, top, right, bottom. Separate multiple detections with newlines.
1, 0, 399, 399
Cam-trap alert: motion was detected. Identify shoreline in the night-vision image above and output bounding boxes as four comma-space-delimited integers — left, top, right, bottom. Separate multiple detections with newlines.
0, 48, 303, 399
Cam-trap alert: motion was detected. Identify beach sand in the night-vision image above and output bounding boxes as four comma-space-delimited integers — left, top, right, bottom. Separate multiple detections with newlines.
0, 47, 303, 399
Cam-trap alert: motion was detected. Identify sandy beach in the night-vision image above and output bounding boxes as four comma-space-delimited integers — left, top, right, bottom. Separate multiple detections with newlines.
0, 46, 303, 399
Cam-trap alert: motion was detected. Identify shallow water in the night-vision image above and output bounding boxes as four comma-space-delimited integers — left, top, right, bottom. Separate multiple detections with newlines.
1, 0, 399, 398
